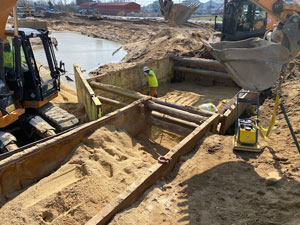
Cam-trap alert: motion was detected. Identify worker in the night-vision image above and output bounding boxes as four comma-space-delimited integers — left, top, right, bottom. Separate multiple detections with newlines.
3, 41, 14, 69
198, 103, 218, 113
143, 66, 158, 97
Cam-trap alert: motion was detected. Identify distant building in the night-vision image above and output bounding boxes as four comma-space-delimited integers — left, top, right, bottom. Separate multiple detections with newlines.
76, 0, 93, 6
79, 2, 97, 9
95, 2, 140, 16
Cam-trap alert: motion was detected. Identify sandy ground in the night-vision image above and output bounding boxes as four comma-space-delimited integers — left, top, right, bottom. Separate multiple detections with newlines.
0, 125, 182, 225
158, 82, 240, 110
109, 74, 300, 225
3, 15, 300, 225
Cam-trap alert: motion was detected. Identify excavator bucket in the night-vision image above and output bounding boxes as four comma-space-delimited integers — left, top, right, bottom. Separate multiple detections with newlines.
159, 0, 199, 25
167, 3, 199, 25
208, 38, 290, 92
0, 0, 18, 40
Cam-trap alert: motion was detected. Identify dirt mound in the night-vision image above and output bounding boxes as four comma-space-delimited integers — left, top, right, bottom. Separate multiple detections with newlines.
44, 12, 69, 19
0, 125, 161, 225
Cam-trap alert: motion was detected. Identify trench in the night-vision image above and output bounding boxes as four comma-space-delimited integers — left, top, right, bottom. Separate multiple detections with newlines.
0, 55, 244, 224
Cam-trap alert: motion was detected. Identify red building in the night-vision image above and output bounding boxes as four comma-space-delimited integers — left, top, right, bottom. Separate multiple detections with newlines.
95, 2, 141, 16
79, 2, 97, 9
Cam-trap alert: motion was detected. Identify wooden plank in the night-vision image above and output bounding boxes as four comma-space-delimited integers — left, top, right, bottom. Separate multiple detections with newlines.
86, 114, 220, 225
90, 81, 145, 100
0, 97, 151, 199
174, 66, 229, 80
171, 56, 226, 72
147, 116, 192, 136
153, 99, 214, 117
74, 65, 101, 121
147, 101, 205, 124
97, 96, 127, 107
219, 91, 256, 135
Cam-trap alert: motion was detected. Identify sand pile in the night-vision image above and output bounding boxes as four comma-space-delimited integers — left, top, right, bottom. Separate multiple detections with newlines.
0, 125, 162, 225
111, 133, 300, 225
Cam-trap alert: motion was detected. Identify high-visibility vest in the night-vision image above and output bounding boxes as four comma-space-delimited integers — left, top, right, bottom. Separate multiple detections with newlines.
198, 103, 218, 113
3, 51, 14, 68
148, 70, 158, 87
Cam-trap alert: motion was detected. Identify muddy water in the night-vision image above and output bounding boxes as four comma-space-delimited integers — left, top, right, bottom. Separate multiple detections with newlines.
51, 32, 127, 84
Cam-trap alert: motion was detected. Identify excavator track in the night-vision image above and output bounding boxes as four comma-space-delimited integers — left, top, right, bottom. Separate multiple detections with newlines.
37, 103, 79, 132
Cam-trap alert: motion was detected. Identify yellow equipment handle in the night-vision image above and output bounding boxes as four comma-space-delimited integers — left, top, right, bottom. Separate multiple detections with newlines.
253, 93, 280, 139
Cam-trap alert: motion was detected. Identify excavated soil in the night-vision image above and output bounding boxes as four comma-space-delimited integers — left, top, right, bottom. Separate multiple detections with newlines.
0, 125, 180, 225
43, 16, 214, 76
110, 74, 300, 225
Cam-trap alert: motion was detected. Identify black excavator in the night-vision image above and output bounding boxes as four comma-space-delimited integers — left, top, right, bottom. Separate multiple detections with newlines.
0, 2, 78, 152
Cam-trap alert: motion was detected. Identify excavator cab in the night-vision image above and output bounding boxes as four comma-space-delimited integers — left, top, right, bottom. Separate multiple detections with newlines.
0, 25, 78, 152
222, 0, 269, 40
4, 28, 61, 108
0, 1, 78, 152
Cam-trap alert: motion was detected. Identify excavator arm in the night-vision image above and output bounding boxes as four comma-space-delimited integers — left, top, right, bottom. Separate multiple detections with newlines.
0, 0, 18, 40
249, 0, 300, 23
209, 0, 300, 92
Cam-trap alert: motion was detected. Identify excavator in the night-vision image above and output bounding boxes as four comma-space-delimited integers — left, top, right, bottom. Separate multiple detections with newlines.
210, 0, 300, 91
0, 1, 78, 152
221, 0, 279, 40
209, 0, 300, 152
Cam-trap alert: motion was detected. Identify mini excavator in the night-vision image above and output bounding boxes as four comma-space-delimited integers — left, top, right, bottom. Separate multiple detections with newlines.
209, 0, 300, 152
0, 1, 78, 152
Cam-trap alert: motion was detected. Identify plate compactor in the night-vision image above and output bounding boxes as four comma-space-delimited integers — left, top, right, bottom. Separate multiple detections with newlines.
233, 91, 260, 152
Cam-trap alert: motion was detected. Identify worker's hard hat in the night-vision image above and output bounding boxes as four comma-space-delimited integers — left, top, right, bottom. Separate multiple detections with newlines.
143, 66, 150, 72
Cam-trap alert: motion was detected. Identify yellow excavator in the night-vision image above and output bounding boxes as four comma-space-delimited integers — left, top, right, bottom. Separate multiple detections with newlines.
0, 1, 78, 152
209, 0, 300, 152
220, 0, 279, 41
